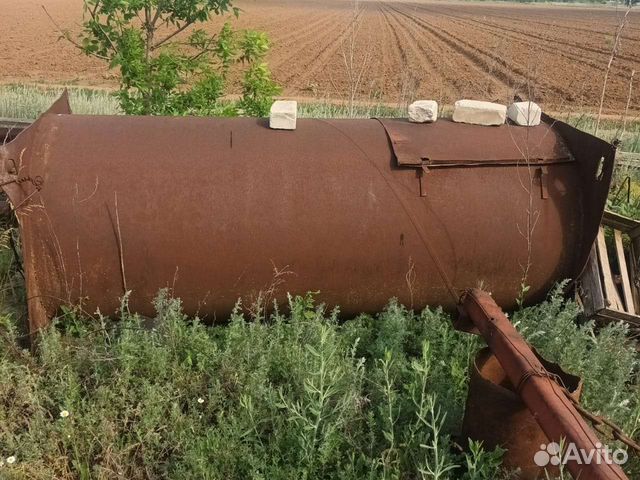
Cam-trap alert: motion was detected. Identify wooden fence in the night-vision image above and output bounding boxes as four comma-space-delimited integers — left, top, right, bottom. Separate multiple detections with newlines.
617, 151, 640, 170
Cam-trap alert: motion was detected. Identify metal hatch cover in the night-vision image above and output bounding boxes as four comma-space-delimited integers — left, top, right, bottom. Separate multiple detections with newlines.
376, 118, 572, 167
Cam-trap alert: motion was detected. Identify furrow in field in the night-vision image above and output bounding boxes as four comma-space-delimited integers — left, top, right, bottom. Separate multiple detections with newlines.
268, 10, 341, 54
423, 3, 640, 66
435, 5, 640, 43
376, 2, 417, 100
418, 5, 610, 73
260, 9, 349, 94
378, 3, 408, 66
367, 2, 400, 98
388, 3, 526, 100
379, 4, 445, 98
408, 2, 637, 107
282, 10, 354, 90
381, 3, 491, 100
267, 11, 344, 73
391, 2, 574, 104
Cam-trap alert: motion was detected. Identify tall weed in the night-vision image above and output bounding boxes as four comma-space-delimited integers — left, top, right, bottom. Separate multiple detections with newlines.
0, 285, 637, 479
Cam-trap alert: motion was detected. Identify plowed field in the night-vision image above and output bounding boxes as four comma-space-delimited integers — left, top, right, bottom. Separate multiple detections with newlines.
1, 0, 639, 113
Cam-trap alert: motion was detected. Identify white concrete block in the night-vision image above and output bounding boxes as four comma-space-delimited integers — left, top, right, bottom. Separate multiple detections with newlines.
452, 100, 507, 126
507, 101, 542, 126
408, 100, 438, 123
269, 100, 297, 130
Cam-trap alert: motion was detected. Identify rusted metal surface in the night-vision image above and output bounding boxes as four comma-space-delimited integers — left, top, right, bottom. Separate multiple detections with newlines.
377, 117, 571, 167
0, 120, 30, 216
462, 347, 582, 479
0, 93, 615, 334
458, 288, 628, 480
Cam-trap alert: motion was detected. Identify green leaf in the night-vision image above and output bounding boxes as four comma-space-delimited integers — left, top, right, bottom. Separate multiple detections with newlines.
76, 0, 279, 116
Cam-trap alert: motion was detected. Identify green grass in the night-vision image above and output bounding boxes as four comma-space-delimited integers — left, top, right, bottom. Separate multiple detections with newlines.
563, 113, 640, 155
0, 256, 638, 479
2, 84, 639, 153
0, 85, 120, 119
296, 101, 404, 120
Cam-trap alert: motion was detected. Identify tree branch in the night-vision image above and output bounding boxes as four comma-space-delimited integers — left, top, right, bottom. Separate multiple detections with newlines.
41, 5, 110, 60
189, 46, 216, 62
86, 3, 119, 55
151, 21, 195, 51
89, 1, 99, 18
144, 5, 152, 61
150, 4, 163, 30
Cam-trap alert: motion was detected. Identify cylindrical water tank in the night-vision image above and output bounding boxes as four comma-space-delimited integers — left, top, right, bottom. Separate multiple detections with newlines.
0, 94, 615, 333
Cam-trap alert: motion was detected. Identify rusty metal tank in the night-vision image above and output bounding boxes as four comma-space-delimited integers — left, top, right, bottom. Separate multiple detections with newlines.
0, 93, 615, 334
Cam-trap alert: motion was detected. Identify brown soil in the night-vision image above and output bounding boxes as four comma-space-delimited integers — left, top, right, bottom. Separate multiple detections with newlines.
1, 0, 639, 113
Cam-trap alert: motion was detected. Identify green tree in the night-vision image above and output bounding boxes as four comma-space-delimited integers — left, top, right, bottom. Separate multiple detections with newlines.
68, 0, 280, 115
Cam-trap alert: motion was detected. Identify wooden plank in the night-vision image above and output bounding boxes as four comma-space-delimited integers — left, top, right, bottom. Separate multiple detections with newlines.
579, 245, 606, 317
616, 151, 640, 169
595, 308, 640, 327
627, 244, 640, 314
614, 230, 636, 314
596, 227, 623, 311
602, 210, 640, 234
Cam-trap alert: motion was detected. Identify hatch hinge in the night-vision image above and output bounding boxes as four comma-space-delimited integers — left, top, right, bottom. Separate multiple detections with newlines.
537, 166, 549, 199
418, 163, 429, 197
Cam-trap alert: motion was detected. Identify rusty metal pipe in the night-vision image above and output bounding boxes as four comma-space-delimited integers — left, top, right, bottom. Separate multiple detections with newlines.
460, 288, 628, 480
461, 347, 584, 479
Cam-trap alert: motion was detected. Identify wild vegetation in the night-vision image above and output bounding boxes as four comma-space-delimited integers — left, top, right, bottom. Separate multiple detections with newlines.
0, 258, 638, 480
47, 0, 280, 116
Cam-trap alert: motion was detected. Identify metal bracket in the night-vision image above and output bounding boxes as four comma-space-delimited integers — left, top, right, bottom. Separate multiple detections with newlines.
418, 163, 429, 197
537, 166, 549, 199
